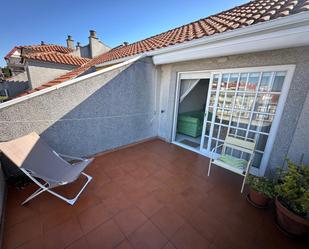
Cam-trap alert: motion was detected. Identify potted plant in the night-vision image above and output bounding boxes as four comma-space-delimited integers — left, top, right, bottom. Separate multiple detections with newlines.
274, 159, 309, 237
246, 174, 274, 208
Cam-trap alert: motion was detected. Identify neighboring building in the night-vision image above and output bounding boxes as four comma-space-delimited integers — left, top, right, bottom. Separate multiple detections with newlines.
71, 30, 111, 58
2, 31, 110, 97
1, 0, 309, 178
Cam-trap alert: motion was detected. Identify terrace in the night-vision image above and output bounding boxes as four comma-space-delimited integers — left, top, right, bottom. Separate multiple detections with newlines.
2, 139, 307, 249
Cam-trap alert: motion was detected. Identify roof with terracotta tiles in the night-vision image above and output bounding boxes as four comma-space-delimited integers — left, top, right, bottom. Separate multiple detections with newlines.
22, 52, 90, 66
20, 44, 73, 54
4, 44, 73, 60
16, 0, 309, 97
93, 0, 309, 65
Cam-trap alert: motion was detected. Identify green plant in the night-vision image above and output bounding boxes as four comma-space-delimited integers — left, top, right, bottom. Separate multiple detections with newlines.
247, 174, 274, 198
1, 67, 12, 78
275, 159, 309, 217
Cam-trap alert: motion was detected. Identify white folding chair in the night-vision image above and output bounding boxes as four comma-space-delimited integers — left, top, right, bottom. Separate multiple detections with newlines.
0, 132, 93, 205
207, 134, 256, 193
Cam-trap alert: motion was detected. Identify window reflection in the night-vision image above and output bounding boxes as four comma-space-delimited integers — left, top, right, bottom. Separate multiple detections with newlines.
259, 72, 272, 91
247, 73, 260, 91
272, 72, 286, 92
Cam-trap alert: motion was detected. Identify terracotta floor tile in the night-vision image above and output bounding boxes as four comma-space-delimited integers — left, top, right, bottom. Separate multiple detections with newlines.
85, 169, 111, 190
66, 237, 90, 249
141, 160, 161, 174
114, 239, 134, 249
43, 217, 83, 249
152, 189, 176, 205
129, 167, 151, 180
14, 236, 45, 249
104, 165, 126, 180
71, 190, 102, 214
5, 204, 38, 229
199, 193, 231, 219
128, 221, 168, 249
188, 208, 222, 243
171, 223, 211, 249
136, 195, 164, 218
150, 206, 184, 238
119, 160, 139, 173
139, 177, 163, 193
114, 207, 147, 236
165, 196, 196, 220
86, 219, 124, 249
77, 202, 113, 233
162, 242, 177, 249
113, 174, 137, 188
40, 208, 74, 232
3, 216, 43, 249
122, 187, 150, 202
102, 192, 134, 215
3, 139, 309, 249
94, 181, 124, 200
36, 194, 74, 214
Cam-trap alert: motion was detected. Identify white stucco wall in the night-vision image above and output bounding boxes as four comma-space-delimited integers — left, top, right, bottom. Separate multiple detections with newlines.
287, 90, 309, 164
26, 61, 77, 89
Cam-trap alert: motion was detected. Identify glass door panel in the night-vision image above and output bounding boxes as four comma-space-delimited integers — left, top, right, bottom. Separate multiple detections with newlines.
201, 70, 287, 169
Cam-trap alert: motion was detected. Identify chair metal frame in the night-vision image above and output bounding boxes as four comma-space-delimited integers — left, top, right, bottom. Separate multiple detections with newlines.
207, 134, 256, 193
21, 153, 93, 206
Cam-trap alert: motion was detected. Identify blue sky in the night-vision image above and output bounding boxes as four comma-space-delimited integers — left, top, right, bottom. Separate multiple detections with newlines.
1, 0, 247, 66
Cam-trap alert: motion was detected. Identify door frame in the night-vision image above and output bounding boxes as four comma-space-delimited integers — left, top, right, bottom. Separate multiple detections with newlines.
172, 65, 295, 176
171, 71, 211, 144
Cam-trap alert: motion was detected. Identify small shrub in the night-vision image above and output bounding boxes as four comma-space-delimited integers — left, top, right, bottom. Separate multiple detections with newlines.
275, 159, 309, 217
247, 174, 274, 198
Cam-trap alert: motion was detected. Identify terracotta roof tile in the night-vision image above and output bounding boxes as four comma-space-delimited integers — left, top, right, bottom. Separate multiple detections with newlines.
91, 0, 308, 66
16, 0, 309, 98
22, 52, 90, 66
4, 44, 73, 60
21, 44, 73, 54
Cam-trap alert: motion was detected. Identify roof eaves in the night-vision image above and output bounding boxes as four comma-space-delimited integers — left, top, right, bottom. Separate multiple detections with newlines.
96, 10, 309, 67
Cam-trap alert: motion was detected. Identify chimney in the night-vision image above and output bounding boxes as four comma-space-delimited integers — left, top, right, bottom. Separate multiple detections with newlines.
88, 30, 110, 58
123, 42, 129, 46
41, 41, 45, 45
76, 42, 81, 48
66, 35, 74, 49
89, 30, 97, 39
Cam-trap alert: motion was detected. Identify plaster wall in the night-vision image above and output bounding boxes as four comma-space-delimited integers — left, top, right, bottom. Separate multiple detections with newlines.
0, 58, 157, 157
26, 61, 77, 89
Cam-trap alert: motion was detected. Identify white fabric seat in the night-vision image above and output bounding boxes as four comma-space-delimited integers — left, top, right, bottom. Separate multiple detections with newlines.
0, 132, 93, 205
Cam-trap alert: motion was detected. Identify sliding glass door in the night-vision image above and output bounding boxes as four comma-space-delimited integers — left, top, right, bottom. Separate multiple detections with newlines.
200, 68, 290, 172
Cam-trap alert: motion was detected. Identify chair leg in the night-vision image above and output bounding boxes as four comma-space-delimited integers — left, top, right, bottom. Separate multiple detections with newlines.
241, 164, 251, 193
207, 160, 212, 176
21, 172, 92, 206
47, 172, 92, 205
22, 186, 48, 205
241, 177, 246, 193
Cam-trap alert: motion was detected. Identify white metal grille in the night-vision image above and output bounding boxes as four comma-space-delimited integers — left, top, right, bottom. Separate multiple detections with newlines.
203, 71, 286, 168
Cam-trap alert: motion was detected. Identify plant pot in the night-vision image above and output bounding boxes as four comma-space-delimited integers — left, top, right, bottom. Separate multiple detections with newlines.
275, 197, 309, 237
247, 187, 270, 208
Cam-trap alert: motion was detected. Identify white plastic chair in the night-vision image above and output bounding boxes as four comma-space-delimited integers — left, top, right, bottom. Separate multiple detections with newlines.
0, 132, 93, 205
207, 134, 256, 193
